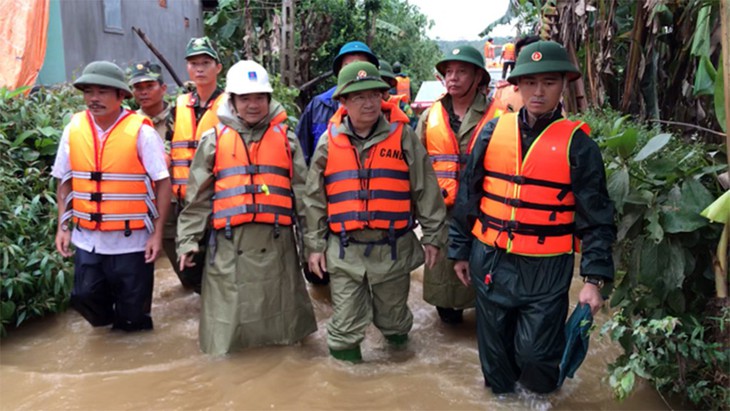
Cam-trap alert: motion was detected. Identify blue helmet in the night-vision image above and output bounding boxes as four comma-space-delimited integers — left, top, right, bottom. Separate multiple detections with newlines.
332, 41, 379, 75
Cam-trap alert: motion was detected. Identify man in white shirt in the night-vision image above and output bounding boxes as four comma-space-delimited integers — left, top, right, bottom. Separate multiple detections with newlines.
52, 61, 171, 331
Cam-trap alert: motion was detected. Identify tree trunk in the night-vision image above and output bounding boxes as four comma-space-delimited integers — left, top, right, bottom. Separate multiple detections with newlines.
621, 3, 647, 112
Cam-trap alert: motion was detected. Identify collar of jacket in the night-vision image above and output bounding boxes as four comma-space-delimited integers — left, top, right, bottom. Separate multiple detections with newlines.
518, 102, 564, 137
335, 114, 391, 150
217, 95, 285, 142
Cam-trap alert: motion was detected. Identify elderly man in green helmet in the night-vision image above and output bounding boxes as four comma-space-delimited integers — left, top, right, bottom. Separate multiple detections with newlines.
415, 44, 501, 325
449, 41, 616, 393
52, 61, 171, 331
304, 61, 447, 362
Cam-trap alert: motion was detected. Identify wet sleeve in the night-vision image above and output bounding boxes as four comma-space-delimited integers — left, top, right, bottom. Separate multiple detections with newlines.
295, 100, 315, 164
448, 119, 496, 261
288, 129, 308, 235
414, 108, 430, 147
177, 131, 216, 256
402, 127, 448, 249
302, 133, 330, 254
570, 130, 617, 281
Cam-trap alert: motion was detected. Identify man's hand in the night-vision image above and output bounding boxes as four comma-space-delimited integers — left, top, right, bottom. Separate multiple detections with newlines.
578, 283, 604, 315
179, 252, 197, 272
144, 233, 163, 263
424, 245, 440, 269
55, 228, 73, 258
308, 252, 327, 279
454, 260, 470, 286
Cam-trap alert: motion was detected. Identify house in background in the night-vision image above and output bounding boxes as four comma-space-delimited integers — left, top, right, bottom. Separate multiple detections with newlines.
37, 0, 218, 87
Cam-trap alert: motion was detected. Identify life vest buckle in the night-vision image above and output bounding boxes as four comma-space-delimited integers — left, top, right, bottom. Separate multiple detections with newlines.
90, 192, 103, 202
90, 171, 103, 181
89, 213, 102, 223
508, 198, 522, 207
356, 190, 370, 200
511, 175, 525, 185
357, 169, 371, 179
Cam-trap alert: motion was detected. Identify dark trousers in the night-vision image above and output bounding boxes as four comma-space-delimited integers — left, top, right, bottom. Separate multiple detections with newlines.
71, 249, 154, 331
502, 61, 515, 79
162, 237, 204, 293
470, 242, 572, 394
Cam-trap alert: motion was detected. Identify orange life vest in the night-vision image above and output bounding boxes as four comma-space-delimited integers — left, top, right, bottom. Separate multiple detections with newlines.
211, 111, 293, 237
424, 99, 493, 207
170, 93, 224, 202
63, 110, 158, 234
471, 113, 591, 256
484, 42, 495, 59
502, 43, 516, 61
395, 76, 411, 103
493, 83, 523, 113
324, 103, 413, 258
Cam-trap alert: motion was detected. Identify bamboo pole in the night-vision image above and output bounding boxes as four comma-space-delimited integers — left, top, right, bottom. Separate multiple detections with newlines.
721, 0, 730, 167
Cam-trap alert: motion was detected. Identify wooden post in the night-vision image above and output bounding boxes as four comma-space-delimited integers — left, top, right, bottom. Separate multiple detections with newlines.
281, 0, 295, 86
721, 0, 730, 167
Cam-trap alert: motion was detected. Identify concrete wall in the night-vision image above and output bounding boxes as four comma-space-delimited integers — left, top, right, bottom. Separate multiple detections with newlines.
58, 0, 204, 88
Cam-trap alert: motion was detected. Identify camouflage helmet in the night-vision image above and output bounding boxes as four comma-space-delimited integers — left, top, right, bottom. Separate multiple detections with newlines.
127, 61, 164, 86
185, 36, 220, 62
74, 61, 132, 98
507, 40, 581, 85
435, 45, 490, 86
333, 61, 389, 99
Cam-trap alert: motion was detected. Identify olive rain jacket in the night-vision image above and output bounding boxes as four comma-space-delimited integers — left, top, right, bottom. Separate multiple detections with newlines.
304, 114, 448, 285
177, 96, 316, 355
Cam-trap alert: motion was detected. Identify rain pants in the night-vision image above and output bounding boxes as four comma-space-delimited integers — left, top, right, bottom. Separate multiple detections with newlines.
449, 105, 616, 394
177, 97, 317, 355
304, 113, 448, 351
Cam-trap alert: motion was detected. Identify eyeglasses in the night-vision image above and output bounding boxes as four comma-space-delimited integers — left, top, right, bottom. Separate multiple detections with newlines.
348, 91, 383, 105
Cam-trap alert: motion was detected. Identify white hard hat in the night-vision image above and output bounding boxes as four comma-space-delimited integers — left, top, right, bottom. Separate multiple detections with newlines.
225, 60, 273, 95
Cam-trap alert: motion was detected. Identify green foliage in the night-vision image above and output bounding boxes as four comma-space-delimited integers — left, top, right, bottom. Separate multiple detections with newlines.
582, 108, 729, 409
602, 311, 730, 410
0, 86, 78, 336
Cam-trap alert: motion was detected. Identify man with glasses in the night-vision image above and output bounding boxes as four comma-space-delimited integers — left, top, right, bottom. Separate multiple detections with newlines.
303, 61, 447, 362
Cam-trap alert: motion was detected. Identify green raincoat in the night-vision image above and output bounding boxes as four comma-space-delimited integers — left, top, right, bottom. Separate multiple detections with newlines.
177, 96, 317, 355
415, 92, 488, 310
304, 114, 448, 350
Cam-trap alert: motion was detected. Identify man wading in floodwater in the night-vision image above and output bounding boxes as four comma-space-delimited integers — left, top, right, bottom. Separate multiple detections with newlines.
53, 61, 171, 331
449, 41, 616, 394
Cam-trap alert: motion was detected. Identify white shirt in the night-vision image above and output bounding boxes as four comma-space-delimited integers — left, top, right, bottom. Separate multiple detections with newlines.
51, 109, 170, 255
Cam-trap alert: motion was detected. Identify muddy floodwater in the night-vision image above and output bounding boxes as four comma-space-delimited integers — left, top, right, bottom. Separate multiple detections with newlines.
1, 257, 669, 410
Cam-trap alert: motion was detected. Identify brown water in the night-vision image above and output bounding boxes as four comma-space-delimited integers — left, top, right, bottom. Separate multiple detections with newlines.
1, 258, 669, 411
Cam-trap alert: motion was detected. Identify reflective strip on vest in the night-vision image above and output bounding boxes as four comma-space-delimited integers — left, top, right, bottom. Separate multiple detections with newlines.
324, 109, 412, 233
211, 111, 294, 231
424, 99, 493, 207
171, 93, 224, 202
67, 111, 158, 233
471, 112, 591, 256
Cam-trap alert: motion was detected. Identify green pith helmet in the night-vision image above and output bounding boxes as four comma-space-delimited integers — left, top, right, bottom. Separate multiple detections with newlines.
379, 60, 397, 88
435, 45, 489, 86
333, 61, 389, 99
127, 61, 164, 86
507, 40, 581, 85
185, 36, 220, 61
73, 61, 132, 98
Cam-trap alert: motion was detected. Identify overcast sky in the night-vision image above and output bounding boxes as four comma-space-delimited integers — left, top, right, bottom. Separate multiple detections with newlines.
407, 0, 516, 40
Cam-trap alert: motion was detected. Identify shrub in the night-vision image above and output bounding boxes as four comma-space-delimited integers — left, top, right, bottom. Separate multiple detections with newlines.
0, 85, 80, 336
580, 108, 729, 409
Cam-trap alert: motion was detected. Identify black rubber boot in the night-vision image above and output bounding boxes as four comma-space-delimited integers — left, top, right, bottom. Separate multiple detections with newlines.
329, 346, 362, 363
436, 307, 464, 325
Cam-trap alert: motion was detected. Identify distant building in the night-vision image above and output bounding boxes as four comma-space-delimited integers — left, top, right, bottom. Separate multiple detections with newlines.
37, 0, 218, 87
